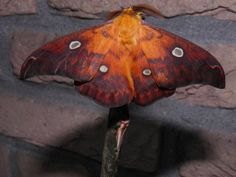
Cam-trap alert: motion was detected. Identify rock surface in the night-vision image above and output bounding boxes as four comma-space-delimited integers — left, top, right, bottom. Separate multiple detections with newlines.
65, 120, 160, 172
1, 0, 236, 176
0, 144, 11, 177
0, 0, 37, 16
0, 86, 161, 172
48, 0, 236, 20
16, 151, 89, 177
180, 130, 236, 177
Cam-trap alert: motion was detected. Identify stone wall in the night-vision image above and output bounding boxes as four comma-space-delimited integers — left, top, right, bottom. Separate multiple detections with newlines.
0, 0, 236, 177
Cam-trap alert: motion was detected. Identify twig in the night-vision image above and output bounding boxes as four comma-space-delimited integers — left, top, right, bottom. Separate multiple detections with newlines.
100, 105, 129, 177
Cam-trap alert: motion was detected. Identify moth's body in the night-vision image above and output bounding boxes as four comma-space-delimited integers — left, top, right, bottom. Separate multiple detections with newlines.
20, 7, 225, 107
113, 8, 142, 50
106, 8, 144, 96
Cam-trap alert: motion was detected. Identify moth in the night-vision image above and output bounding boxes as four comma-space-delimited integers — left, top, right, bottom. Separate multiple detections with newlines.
20, 5, 225, 107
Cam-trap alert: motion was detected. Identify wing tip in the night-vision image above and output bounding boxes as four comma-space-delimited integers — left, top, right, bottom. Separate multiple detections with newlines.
20, 56, 35, 80
207, 63, 226, 89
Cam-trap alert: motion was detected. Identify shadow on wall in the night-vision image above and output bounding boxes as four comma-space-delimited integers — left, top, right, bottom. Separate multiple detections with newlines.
156, 123, 210, 176
39, 114, 212, 177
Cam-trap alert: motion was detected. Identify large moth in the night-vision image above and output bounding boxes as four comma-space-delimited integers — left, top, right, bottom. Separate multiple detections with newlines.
20, 6, 225, 107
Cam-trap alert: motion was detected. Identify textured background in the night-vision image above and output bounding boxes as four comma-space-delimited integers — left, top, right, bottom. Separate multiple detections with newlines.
0, 0, 236, 177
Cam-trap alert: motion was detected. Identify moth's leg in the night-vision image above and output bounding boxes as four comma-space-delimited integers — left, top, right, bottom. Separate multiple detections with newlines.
116, 120, 130, 155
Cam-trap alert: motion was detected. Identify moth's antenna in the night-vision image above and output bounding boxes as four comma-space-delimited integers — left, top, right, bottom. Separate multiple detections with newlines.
132, 4, 167, 19
106, 9, 123, 20
97, 4, 166, 20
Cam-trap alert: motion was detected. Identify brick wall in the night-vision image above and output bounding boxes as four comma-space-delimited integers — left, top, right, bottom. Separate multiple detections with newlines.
0, 1, 236, 177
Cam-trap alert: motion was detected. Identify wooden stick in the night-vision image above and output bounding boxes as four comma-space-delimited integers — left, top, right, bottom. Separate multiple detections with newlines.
100, 105, 129, 177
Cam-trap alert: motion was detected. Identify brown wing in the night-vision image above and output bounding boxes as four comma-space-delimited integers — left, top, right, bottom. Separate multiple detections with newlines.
77, 51, 134, 107
131, 50, 175, 106
20, 24, 112, 82
140, 24, 225, 89
20, 23, 135, 107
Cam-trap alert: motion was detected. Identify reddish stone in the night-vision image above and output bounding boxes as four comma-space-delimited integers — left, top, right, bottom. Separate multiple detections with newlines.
0, 0, 37, 16
0, 90, 160, 172
48, 0, 236, 20
0, 90, 106, 147
0, 144, 11, 177
180, 130, 236, 177
16, 150, 89, 177
65, 120, 160, 172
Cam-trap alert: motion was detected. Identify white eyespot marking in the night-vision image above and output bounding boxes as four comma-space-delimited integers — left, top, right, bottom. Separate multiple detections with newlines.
30, 56, 37, 60
142, 69, 152, 76
69, 41, 81, 50
99, 65, 108, 73
172, 47, 184, 57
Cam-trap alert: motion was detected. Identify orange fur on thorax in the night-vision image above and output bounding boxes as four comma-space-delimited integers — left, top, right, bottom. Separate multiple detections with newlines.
112, 8, 142, 51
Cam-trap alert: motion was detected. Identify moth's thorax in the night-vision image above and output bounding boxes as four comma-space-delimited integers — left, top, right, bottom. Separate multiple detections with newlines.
112, 8, 142, 50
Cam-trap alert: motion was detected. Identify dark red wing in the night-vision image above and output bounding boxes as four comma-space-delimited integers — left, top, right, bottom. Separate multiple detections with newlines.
20, 24, 112, 83
140, 24, 225, 89
130, 51, 175, 106
20, 23, 135, 107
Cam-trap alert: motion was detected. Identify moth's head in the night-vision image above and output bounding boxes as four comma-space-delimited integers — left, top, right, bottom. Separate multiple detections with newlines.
107, 4, 165, 20
121, 7, 143, 20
